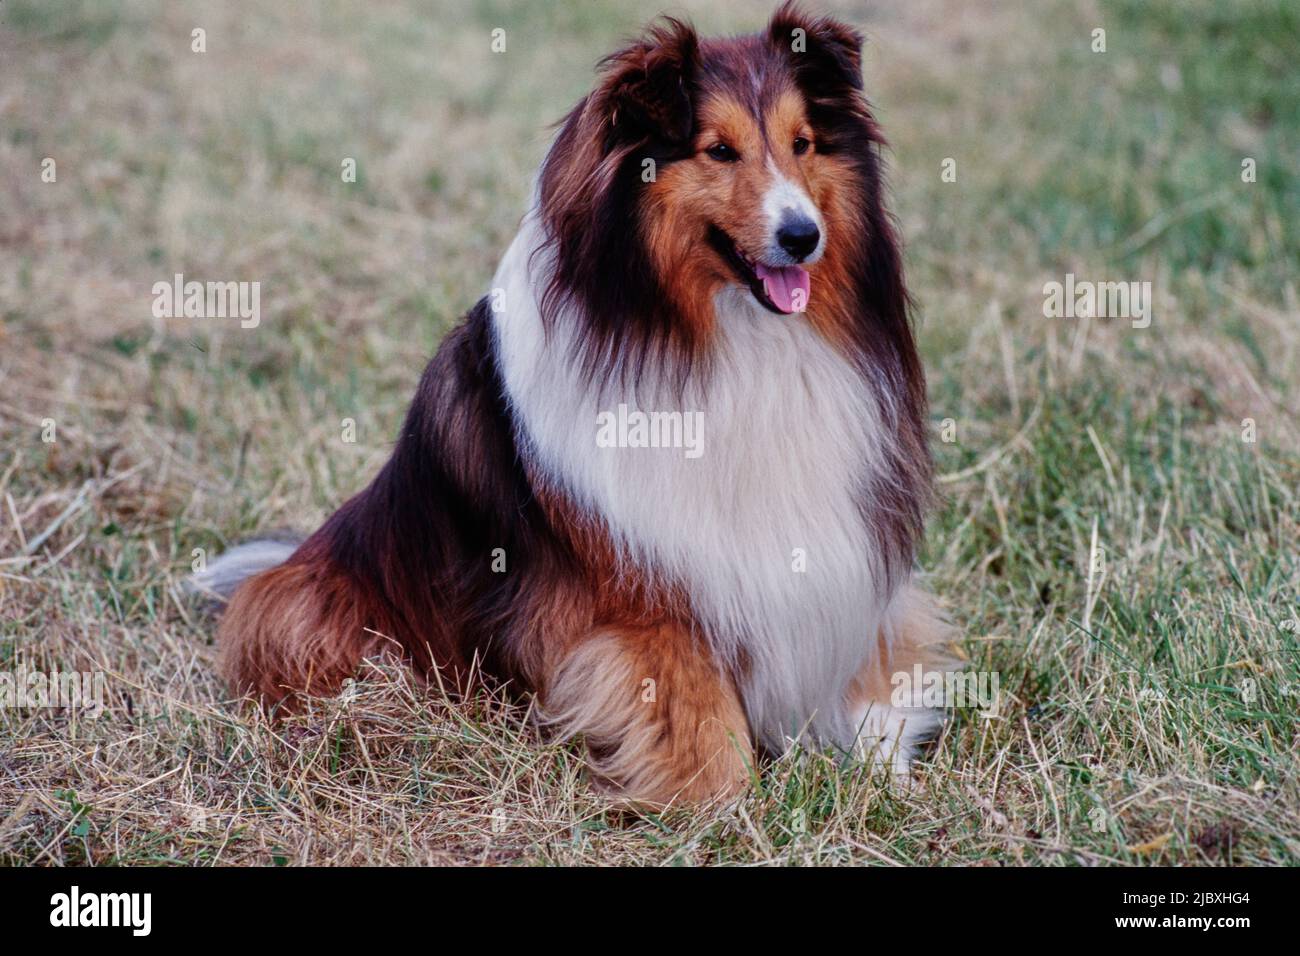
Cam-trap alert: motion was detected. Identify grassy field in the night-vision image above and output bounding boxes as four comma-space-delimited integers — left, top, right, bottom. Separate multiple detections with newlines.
1, 0, 1297, 866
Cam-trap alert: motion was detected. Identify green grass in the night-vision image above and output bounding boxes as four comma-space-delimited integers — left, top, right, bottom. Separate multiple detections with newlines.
0, 0, 1296, 865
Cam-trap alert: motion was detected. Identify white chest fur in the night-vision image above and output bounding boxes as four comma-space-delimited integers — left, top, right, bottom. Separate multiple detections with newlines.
491, 212, 898, 751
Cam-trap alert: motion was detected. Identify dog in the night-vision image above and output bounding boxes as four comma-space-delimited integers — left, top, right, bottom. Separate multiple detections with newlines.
195, 2, 956, 806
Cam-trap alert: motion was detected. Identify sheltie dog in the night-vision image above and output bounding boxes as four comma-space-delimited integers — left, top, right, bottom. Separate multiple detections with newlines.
196, 2, 956, 806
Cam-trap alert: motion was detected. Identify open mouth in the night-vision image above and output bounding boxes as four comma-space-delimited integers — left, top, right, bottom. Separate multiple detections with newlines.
707, 226, 810, 315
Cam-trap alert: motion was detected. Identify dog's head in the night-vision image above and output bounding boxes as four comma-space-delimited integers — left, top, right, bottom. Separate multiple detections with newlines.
540, 3, 914, 389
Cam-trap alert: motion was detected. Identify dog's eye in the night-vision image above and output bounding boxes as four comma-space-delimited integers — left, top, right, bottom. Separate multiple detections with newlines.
706, 143, 738, 163
792, 137, 811, 156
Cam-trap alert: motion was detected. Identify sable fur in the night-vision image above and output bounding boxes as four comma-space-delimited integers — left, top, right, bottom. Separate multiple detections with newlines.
205, 3, 953, 806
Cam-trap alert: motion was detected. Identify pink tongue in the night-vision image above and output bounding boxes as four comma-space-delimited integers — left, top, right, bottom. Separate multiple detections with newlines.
754, 263, 811, 314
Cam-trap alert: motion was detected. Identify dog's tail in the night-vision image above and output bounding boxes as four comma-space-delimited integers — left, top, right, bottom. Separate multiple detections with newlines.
188, 533, 307, 602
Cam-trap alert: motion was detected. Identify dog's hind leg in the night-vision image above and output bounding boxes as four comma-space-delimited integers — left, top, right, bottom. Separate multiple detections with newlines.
541, 623, 754, 807
216, 552, 390, 708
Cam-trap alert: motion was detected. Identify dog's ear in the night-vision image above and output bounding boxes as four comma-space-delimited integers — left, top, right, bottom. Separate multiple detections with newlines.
594, 17, 699, 147
767, 1, 864, 92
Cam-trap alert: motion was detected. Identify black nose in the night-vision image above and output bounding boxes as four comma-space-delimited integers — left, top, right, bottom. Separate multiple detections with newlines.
776, 214, 820, 261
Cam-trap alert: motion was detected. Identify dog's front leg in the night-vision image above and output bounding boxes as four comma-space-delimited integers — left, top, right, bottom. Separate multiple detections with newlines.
540, 622, 754, 807
843, 583, 959, 775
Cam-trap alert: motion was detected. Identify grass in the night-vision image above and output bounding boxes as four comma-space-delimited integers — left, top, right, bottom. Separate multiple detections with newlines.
1, 0, 1297, 865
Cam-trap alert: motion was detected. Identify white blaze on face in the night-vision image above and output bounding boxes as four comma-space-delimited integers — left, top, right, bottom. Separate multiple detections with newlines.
761, 157, 825, 266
